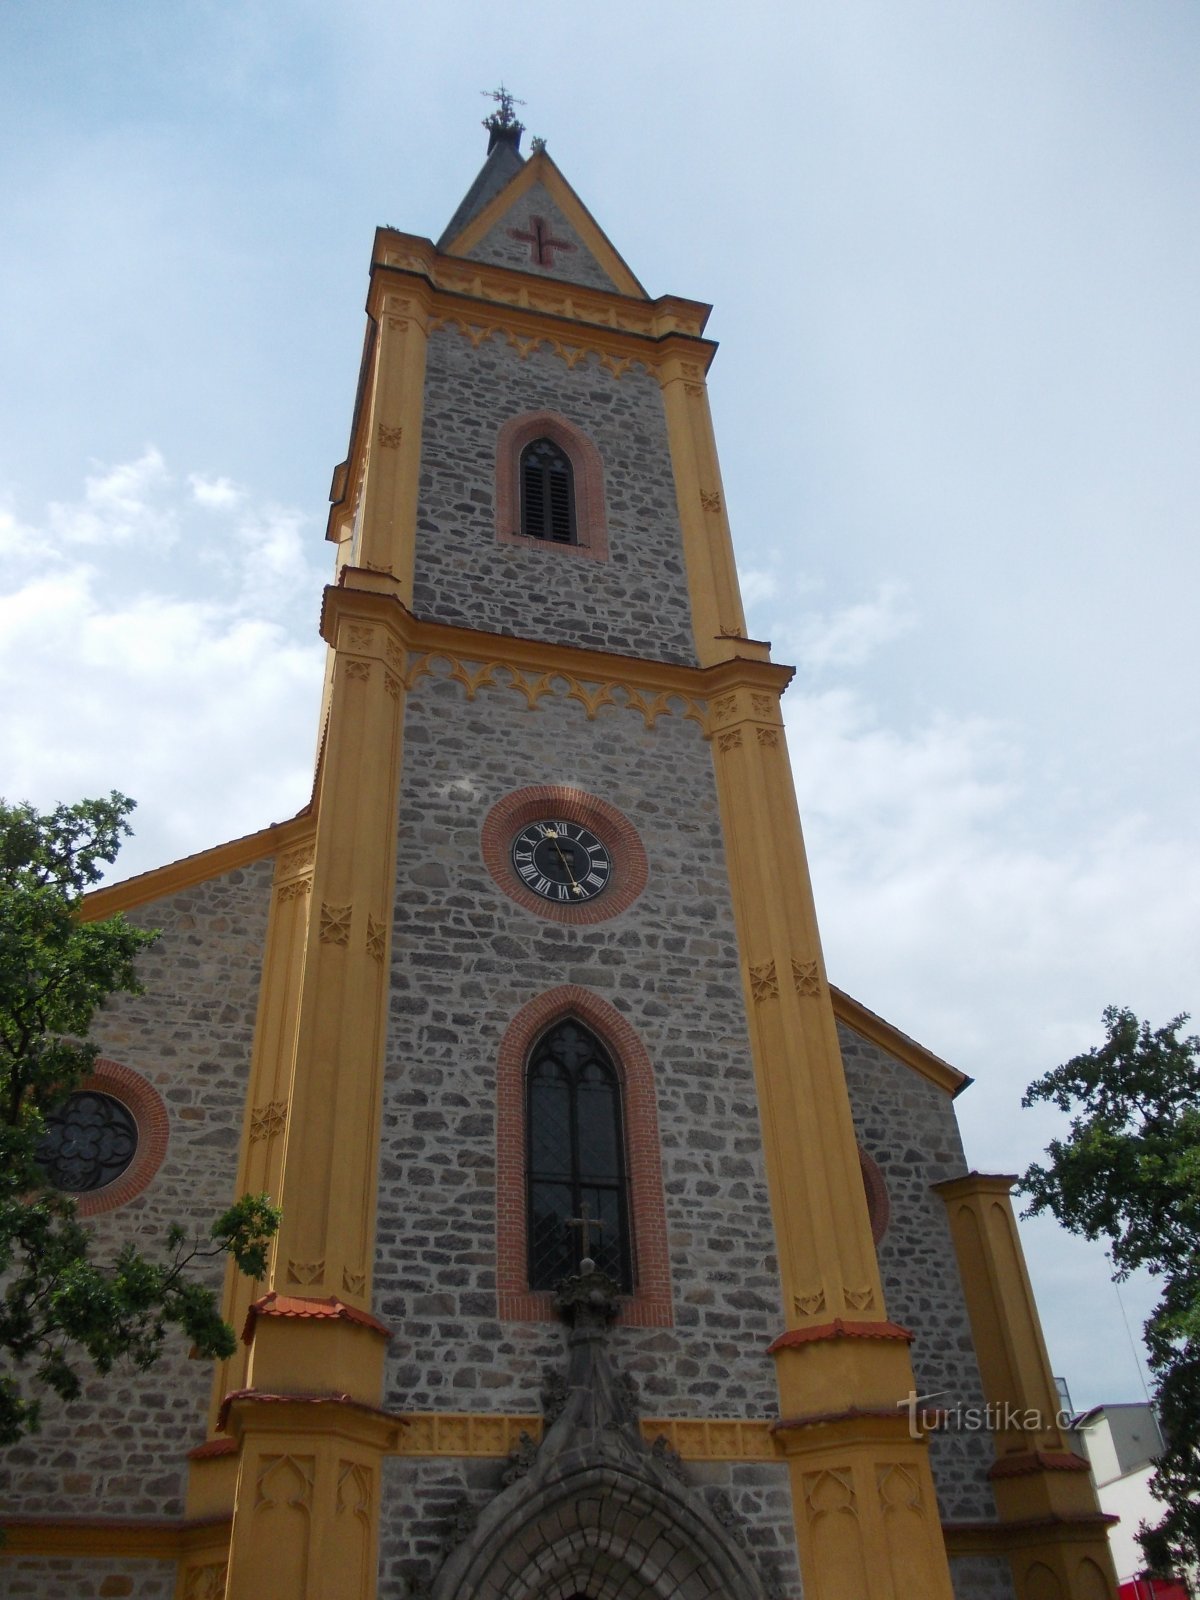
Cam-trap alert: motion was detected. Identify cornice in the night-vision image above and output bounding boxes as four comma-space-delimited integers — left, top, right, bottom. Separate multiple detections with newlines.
322, 575, 792, 723
933, 1171, 1020, 1200
217, 1389, 405, 1450
0, 1512, 230, 1559
370, 232, 713, 348
830, 986, 972, 1099
943, 1510, 1118, 1555
80, 813, 314, 922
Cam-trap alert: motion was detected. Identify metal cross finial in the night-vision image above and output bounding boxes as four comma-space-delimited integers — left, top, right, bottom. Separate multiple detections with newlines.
566, 1200, 605, 1263
481, 84, 526, 132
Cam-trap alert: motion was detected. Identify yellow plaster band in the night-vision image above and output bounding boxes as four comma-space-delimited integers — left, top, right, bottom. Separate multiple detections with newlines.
16, 1504, 1108, 1566
365, 269, 715, 392
80, 815, 313, 921
0, 1515, 230, 1559
321, 585, 784, 709
375, 233, 708, 338
391, 1413, 779, 1461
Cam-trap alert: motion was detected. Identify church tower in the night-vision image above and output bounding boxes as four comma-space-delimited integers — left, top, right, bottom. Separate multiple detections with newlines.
3, 98, 1120, 1600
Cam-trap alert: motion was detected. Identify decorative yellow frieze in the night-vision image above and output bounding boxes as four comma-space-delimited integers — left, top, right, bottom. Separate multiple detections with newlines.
389, 1412, 779, 1462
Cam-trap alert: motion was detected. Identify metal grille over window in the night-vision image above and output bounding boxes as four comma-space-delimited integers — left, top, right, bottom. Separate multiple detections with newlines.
520, 437, 576, 544
36, 1091, 138, 1193
527, 1020, 631, 1290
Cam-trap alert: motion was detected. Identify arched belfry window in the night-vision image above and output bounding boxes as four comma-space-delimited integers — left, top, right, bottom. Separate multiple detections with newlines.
496, 411, 609, 562
520, 437, 576, 544
526, 1019, 632, 1291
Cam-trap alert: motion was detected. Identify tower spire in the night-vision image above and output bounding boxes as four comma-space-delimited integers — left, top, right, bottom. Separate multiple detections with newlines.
481, 83, 525, 154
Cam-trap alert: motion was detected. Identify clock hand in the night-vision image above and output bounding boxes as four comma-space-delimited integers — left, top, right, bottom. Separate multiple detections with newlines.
542, 827, 585, 896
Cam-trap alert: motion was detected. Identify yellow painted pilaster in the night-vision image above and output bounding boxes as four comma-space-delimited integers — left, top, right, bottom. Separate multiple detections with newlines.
269, 579, 407, 1315
778, 1417, 956, 1600
708, 681, 882, 1333
203, 836, 315, 1432
356, 286, 430, 601
707, 678, 955, 1597
934, 1174, 1119, 1598
221, 1396, 399, 1600
658, 350, 749, 665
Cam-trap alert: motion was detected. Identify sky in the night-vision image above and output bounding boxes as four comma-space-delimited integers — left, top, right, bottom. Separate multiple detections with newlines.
1, 0, 1197, 1414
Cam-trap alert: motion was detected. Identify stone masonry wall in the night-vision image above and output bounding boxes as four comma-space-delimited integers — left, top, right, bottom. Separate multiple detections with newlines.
0, 857, 273, 1521
464, 181, 622, 293
2, 1557, 177, 1599
412, 327, 697, 665
839, 1021, 1017, 1600
373, 673, 802, 1593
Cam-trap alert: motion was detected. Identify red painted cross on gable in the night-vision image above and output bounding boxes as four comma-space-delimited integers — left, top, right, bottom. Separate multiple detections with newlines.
509, 215, 576, 268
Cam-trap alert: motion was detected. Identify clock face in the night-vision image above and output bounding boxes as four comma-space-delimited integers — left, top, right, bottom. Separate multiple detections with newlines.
510, 819, 612, 904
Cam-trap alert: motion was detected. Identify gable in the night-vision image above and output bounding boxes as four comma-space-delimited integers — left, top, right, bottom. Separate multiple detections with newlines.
441, 151, 647, 299
830, 985, 971, 1097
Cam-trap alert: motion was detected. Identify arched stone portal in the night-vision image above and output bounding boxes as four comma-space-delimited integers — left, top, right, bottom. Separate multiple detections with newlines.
435, 1459, 767, 1600
428, 1273, 778, 1600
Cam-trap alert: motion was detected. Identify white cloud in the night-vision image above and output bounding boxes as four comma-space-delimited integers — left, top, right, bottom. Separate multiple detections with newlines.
738, 567, 779, 608
0, 451, 327, 878
0, 501, 36, 557
238, 503, 316, 608
791, 581, 916, 670
47, 447, 176, 549
188, 472, 244, 511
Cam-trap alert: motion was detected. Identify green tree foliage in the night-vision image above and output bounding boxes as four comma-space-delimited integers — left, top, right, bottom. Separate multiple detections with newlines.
0, 793, 279, 1446
1022, 1006, 1200, 1578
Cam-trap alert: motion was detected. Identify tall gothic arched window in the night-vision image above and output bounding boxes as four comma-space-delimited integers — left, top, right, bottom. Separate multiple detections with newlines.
526, 1019, 632, 1290
519, 436, 576, 544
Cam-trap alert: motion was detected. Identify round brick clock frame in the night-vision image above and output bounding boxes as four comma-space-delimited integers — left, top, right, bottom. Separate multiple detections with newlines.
481, 785, 648, 925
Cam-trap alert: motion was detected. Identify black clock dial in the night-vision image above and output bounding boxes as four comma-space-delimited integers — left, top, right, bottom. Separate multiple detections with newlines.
510, 820, 612, 903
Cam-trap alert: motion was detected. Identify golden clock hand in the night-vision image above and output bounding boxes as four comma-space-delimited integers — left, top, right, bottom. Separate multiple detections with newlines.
542, 828, 585, 895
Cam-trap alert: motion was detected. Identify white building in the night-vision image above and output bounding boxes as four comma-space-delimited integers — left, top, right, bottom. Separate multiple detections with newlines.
1074, 1402, 1178, 1591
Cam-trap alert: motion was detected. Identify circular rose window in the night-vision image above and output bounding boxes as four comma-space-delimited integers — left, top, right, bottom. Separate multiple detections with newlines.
36, 1060, 169, 1215
37, 1091, 138, 1192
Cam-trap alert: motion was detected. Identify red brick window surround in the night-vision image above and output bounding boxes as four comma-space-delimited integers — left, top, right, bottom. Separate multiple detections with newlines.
859, 1145, 891, 1245
481, 785, 648, 926
495, 410, 609, 562
497, 986, 673, 1327
65, 1059, 170, 1217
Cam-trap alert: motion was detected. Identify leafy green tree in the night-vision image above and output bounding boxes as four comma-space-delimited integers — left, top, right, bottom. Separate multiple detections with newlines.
1022, 1006, 1200, 1579
0, 792, 279, 1446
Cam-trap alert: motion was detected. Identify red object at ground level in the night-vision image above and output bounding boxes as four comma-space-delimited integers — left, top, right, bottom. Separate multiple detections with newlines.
1119, 1579, 1191, 1600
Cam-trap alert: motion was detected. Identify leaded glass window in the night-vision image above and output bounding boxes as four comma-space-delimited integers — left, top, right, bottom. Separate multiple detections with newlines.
36, 1091, 138, 1192
520, 437, 576, 544
527, 1020, 631, 1290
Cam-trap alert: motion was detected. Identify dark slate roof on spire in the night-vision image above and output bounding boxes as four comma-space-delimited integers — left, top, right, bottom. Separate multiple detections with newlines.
438, 140, 526, 251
